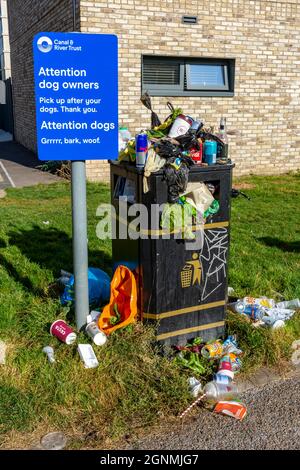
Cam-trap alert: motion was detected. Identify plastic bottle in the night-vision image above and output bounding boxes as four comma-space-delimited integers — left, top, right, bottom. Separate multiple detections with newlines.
119, 126, 132, 142
216, 117, 228, 160
203, 381, 240, 405
276, 299, 300, 309
118, 132, 126, 152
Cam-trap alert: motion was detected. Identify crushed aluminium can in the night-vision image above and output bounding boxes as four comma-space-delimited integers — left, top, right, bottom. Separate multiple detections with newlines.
201, 340, 223, 359
214, 401, 247, 421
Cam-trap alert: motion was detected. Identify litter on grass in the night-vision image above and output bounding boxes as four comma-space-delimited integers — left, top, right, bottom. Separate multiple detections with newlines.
228, 296, 299, 327
77, 344, 99, 369
178, 335, 247, 421
0, 340, 7, 365
40, 431, 67, 450
42, 346, 55, 364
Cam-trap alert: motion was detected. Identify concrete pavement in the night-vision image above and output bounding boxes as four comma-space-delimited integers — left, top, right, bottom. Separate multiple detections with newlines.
124, 372, 300, 450
0, 140, 61, 190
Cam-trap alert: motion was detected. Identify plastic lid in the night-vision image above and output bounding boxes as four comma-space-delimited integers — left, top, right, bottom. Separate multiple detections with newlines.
65, 332, 77, 345
93, 332, 107, 346
216, 369, 234, 379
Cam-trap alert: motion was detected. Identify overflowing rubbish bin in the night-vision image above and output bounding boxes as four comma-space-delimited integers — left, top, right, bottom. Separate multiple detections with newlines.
109, 93, 235, 348
110, 160, 234, 348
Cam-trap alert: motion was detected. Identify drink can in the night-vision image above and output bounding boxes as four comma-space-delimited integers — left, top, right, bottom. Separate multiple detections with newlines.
135, 133, 148, 169
243, 305, 263, 320
190, 140, 203, 163
201, 340, 223, 359
50, 320, 77, 345
203, 140, 217, 165
218, 355, 232, 372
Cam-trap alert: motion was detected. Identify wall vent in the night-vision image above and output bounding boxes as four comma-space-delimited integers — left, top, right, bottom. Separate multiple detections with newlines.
182, 15, 198, 24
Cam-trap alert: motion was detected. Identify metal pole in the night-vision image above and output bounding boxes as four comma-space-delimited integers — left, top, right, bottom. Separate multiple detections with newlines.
71, 0, 89, 330
71, 161, 89, 330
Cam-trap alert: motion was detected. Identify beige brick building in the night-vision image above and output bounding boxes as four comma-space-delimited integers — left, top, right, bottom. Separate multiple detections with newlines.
7, 0, 300, 181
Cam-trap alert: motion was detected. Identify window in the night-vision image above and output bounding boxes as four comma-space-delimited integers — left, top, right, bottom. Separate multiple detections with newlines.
142, 56, 235, 97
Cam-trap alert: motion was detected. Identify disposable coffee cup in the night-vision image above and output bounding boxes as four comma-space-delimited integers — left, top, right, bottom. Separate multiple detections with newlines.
50, 320, 77, 345
85, 321, 107, 346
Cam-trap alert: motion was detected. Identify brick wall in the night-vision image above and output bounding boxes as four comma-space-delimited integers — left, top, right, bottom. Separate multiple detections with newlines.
81, 0, 300, 179
0, 0, 11, 80
7, 0, 300, 180
7, 0, 80, 151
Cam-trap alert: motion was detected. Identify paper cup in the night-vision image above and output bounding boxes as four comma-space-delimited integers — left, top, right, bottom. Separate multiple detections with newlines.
50, 320, 77, 345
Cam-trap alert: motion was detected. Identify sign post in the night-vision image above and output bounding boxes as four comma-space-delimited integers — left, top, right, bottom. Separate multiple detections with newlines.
33, 32, 118, 329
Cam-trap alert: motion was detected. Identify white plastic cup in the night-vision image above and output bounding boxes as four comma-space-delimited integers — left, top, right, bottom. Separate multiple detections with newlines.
85, 321, 107, 346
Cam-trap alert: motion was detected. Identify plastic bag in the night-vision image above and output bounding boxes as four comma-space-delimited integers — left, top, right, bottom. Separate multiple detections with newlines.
181, 182, 214, 216
98, 265, 137, 335
60, 267, 111, 307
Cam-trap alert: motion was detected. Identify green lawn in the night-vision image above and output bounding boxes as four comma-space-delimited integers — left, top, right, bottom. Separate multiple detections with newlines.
0, 174, 300, 448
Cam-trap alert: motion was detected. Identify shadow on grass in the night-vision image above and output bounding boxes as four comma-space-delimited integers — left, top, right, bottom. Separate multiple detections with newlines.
0, 225, 112, 295
0, 253, 45, 298
258, 236, 300, 253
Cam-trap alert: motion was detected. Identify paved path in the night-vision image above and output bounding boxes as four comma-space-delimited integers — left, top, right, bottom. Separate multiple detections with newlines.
0, 141, 61, 190
125, 374, 300, 450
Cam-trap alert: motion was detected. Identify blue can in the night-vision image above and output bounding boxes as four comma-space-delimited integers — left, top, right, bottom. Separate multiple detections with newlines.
203, 140, 217, 165
243, 305, 263, 320
135, 133, 148, 169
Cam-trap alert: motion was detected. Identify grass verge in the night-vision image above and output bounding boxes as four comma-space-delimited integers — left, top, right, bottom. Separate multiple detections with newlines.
0, 174, 300, 448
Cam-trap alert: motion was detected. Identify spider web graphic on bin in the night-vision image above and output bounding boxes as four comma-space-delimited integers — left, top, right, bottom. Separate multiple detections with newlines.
200, 228, 228, 301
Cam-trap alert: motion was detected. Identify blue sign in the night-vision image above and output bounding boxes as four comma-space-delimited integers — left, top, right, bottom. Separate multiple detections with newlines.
33, 33, 118, 161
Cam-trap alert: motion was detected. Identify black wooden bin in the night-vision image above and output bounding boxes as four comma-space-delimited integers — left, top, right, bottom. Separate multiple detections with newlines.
110, 161, 234, 348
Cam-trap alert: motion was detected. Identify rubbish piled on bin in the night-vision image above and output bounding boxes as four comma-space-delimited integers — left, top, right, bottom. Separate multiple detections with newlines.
118, 94, 230, 234
228, 296, 300, 328
178, 335, 246, 421
119, 93, 228, 171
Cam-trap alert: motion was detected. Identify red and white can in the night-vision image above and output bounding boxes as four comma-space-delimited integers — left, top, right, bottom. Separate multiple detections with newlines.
50, 320, 77, 345
190, 140, 203, 164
